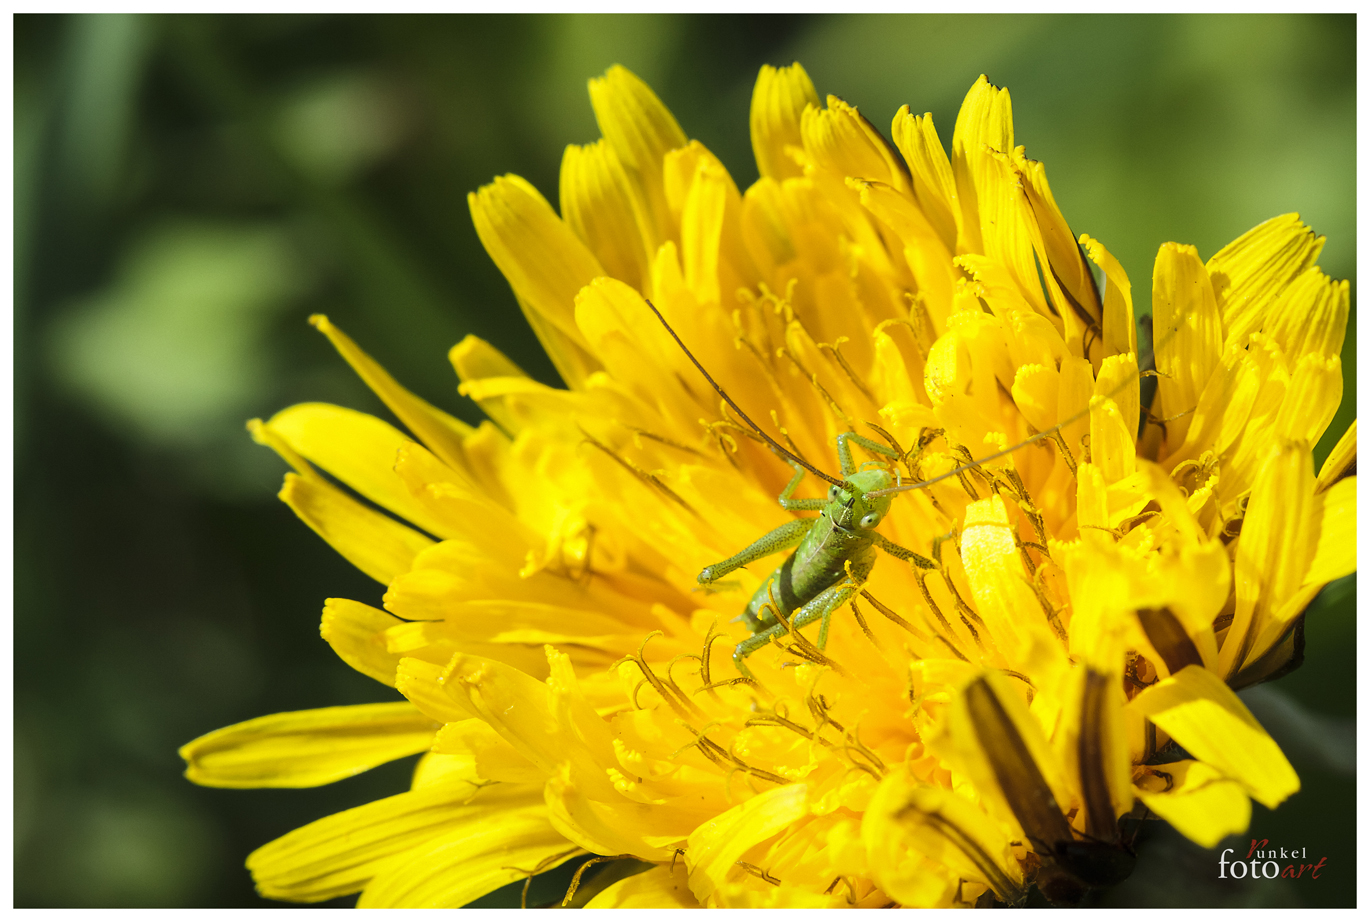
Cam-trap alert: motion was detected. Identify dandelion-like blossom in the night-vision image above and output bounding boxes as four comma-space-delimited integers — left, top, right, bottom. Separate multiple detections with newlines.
181, 64, 1356, 907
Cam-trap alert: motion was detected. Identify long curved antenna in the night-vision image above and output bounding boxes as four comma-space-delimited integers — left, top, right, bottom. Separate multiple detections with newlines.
866, 425, 1068, 497
868, 303, 1179, 499
645, 298, 845, 488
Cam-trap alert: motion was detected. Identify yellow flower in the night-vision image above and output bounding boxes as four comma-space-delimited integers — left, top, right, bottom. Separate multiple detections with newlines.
180, 64, 1355, 907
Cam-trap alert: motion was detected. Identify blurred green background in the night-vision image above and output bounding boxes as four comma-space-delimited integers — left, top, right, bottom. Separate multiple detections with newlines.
14, 13, 1354, 908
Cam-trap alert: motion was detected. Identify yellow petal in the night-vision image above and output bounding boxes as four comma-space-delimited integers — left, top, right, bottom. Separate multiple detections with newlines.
262, 403, 452, 538
738, 176, 795, 275
750, 62, 819, 182
1053, 668, 1134, 837
1080, 234, 1136, 361
277, 471, 433, 585
890, 107, 958, 250
410, 751, 480, 790
576, 281, 695, 420
710, 882, 845, 908
857, 179, 956, 314
449, 333, 526, 383
357, 799, 570, 907
433, 718, 542, 784
588, 65, 687, 253
802, 95, 908, 192
1222, 441, 1315, 678
676, 151, 728, 305
395, 656, 474, 724
1015, 155, 1101, 330
864, 770, 1022, 905
248, 780, 542, 902
441, 651, 619, 802
1001, 291, 1068, 372
1096, 350, 1140, 447
391, 440, 528, 554
1262, 266, 1349, 360
1056, 354, 1094, 464
1302, 475, 1356, 587
586, 862, 699, 908
1011, 362, 1059, 434
1151, 242, 1222, 449
1060, 539, 1135, 671
973, 150, 1052, 319
960, 495, 1040, 659
468, 175, 604, 388
1275, 353, 1342, 446
1163, 344, 1259, 469
560, 139, 654, 293
1205, 213, 1325, 349
1138, 546, 1227, 673
448, 335, 531, 437
871, 321, 927, 411
180, 702, 436, 789
1135, 760, 1251, 848
306, 315, 471, 472
686, 783, 808, 903
321, 597, 404, 686
545, 766, 679, 860
1127, 665, 1298, 809
1075, 461, 1109, 533
936, 673, 1073, 847
1315, 420, 1356, 493
1089, 394, 1138, 486
247, 416, 312, 475
951, 75, 1013, 256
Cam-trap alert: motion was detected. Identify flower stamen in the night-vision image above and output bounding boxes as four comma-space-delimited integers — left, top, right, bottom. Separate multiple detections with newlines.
735, 861, 781, 886
502, 845, 586, 908
779, 344, 857, 428
619, 421, 704, 457
578, 427, 700, 518
819, 337, 878, 405
731, 330, 788, 396
762, 409, 812, 468
824, 874, 859, 904
1028, 567, 1070, 646
765, 594, 850, 677
561, 854, 637, 907
848, 598, 880, 647
1045, 429, 1079, 477
859, 589, 929, 643
616, 631, 701, 719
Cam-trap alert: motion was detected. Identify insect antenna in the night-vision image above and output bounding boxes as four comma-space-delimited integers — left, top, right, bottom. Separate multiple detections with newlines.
644, 298, 845, 488
867, 292, 1197, 500
866, 426, 1066, 498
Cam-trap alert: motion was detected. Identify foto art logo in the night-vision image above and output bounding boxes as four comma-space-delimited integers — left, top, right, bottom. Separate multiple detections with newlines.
1219, 839, 1327, 880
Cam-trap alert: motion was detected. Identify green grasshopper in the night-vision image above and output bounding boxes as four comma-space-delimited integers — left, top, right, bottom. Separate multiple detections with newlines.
644, 295, 1166, 679
644, 300, 936, 679
699, 442, 919, 679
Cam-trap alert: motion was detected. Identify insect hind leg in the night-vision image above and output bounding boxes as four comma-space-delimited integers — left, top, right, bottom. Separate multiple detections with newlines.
732, 582, 860, 678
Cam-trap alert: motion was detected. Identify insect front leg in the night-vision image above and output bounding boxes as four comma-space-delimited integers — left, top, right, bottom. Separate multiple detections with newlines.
732, 581, 861, 679
777, 461, 828, 511
697, 518, 814, 584
836, 432, 901, 477
871, 532, 937, 570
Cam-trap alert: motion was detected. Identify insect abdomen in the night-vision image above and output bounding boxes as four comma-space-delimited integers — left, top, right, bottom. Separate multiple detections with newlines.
740, 520, 872, 631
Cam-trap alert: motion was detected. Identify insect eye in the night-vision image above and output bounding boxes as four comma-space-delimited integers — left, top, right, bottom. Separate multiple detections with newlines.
828, 486, 840, 501
860, 512, 882, 529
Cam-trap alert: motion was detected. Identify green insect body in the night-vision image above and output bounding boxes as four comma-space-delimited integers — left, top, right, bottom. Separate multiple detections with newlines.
697, 432, 925, 678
